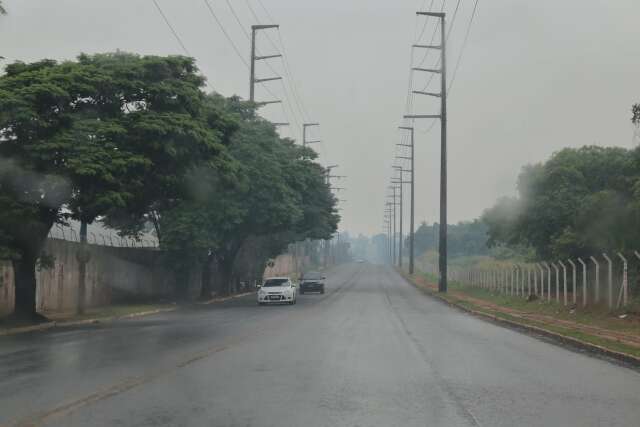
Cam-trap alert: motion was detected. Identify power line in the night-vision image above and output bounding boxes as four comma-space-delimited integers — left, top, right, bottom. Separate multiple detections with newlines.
248, 0, 327, 156
152, 0, 216, 92
415, 0, 437, 43
203, 0, 250, 69
249, 0, 311, 122
416, 0, 480, 134
222, 1, 300, 129
152, 0, 191, 56
448, 0, 480, 95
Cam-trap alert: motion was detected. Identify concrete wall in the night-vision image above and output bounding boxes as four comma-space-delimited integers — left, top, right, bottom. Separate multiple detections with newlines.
0, 238, 186, 317
35, 239, 178, 314
0, 238, 313, 317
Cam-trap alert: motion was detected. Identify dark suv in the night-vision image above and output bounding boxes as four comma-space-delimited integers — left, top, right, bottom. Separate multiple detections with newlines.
299, 271, 325, 294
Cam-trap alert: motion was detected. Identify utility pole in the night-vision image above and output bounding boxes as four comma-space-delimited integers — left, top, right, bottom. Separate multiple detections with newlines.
250, 24, 281, 103
392, 166, 411, 269
398, 126, 415, 274
303, 123, 320, 146
388, 215, 392, 263
388, 186, 399, 266
405, 11, 447, 293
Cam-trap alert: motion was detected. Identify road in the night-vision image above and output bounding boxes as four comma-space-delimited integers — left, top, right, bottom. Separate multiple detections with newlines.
1, 263, 639, 427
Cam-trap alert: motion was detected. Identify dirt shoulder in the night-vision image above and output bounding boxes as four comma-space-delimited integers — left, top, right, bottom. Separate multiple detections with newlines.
402, 271, 640, 363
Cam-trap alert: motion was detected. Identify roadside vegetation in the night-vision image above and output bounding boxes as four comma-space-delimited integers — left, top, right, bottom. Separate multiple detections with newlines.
0, 52, 338, 321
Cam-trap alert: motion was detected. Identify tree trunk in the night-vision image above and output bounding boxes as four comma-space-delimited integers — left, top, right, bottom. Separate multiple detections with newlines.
218, 257, 234, 296
12, 251, 40, 321
199, 255, 214, 300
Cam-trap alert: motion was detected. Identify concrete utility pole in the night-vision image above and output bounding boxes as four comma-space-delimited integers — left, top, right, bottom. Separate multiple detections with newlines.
405, 11, 447, 293
398, 126, 415, 274
388, 186, 400, 266
386, 196, 396, 265
391, 169, 404, 268
384, 209, 392, 263
303, 123, 320, 146
250, 24, 281, 103
324, 164, 340, 267
392, 166, 411, 269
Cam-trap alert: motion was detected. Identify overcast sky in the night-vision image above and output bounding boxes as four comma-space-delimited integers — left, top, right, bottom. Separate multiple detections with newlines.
1, 0, 639, 237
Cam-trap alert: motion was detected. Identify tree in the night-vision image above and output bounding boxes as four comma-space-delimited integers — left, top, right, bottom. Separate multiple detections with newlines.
160, 96, 338, 297
483, 145, 640, 260
412, 220, 490, 259
0, 53, 231, 319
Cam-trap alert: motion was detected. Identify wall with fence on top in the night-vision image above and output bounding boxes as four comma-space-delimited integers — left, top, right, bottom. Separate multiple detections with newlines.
0, 236, 182, 317
448, 251, 640, 310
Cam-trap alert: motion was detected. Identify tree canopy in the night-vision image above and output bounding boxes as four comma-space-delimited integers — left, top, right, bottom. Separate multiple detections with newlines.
0, 52, 235, 317
159, 95, 338, 295
482, 145, 640, 260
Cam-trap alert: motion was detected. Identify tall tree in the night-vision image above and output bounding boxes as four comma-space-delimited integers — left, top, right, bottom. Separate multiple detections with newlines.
0, 53, 231, 319
483, 145, 640, 260
161, 96, 338, 297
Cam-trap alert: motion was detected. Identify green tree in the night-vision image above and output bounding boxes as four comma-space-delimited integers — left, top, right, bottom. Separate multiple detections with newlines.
161, 96, 338, 297
0, 53, 231, 319
412, 220, 490, 258
483, 145, 640, 260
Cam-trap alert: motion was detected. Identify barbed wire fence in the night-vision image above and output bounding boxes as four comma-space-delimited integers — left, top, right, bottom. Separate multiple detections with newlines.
47, 224, 159, 249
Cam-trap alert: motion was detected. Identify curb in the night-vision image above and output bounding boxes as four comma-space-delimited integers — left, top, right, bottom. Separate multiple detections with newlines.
1, 291, 258, 337
399, 272, 640, 369
199, 291, 255, 305
0, 307, 177, 337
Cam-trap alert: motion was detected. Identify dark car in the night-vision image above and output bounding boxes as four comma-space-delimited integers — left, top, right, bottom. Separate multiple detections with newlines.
299, 271, 325, 294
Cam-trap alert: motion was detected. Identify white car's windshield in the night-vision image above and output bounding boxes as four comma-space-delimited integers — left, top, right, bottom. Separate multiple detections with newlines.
263, 279, 289, 287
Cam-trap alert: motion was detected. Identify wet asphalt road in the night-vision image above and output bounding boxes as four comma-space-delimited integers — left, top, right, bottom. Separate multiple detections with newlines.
1, 263, 640, 427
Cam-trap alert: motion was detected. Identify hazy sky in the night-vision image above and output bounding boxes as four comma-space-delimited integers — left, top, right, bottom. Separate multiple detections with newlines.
1, 0, 639, 236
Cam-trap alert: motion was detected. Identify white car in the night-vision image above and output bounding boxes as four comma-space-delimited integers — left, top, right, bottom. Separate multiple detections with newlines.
257, 277, 297, 305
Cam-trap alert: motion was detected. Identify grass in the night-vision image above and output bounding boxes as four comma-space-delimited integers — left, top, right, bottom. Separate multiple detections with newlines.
447, 282, 640, 335
402, 270, 640, 359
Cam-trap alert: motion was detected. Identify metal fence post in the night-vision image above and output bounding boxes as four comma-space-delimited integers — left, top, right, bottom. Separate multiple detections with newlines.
503, 268, 508, 294
617, 253, 628, 308
537, 263, 545, 299
559, 261, 568, 306
510, 266, 515, 296
543, 262, 551, 302
577, 258, 587, 307
552, 263, 560, 303
590, 256, 600, 304
527, 265, 532, 297
603, 253, 613, 310
568, 259, 577, 305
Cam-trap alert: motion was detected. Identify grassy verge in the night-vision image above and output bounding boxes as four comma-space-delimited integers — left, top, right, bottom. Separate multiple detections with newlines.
402, 271, 640, 360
